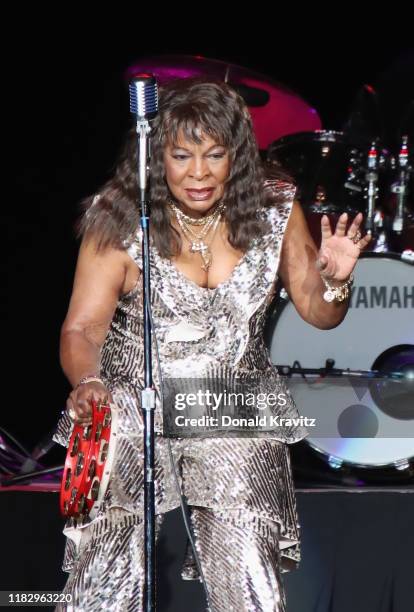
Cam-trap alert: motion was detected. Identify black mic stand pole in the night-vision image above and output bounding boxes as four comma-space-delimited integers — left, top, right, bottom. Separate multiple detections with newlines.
129, 74, 158, 612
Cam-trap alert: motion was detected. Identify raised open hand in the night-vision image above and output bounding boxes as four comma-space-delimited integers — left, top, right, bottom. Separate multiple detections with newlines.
316, 212, 372, 282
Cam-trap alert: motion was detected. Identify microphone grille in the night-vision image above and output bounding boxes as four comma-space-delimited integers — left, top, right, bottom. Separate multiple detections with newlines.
129, 74, 158, 119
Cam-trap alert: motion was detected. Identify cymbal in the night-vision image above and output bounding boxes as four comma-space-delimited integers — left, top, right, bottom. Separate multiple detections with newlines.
125, 55, 322, 149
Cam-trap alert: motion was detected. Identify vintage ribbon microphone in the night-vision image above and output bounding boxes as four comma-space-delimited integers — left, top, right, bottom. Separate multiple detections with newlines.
129, 73, 158, 612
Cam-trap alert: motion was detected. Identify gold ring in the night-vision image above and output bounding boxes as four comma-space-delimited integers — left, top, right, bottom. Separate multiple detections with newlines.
348, 230, 361, 244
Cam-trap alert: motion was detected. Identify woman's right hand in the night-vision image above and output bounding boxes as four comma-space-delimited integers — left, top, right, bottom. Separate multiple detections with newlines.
66, 381, 113, 426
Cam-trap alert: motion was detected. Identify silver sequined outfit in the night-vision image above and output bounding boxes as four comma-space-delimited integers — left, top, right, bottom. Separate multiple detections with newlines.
53, 183, 309, 611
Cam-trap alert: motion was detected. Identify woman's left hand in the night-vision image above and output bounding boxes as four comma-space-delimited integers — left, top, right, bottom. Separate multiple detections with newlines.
316, 212, 372, 282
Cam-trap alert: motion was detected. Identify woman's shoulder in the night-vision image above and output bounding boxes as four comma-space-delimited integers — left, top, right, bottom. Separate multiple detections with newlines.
260, 178, 296, 220
78, 192, 139, 253
263, 178, 297, 203
257, 179, 297, 243
260, 159, 297, 225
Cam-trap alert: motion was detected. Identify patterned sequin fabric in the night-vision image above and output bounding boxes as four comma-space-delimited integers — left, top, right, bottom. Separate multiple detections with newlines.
188, 507, 287, 611
53, 182, 309, 609
56, 507, 286, 612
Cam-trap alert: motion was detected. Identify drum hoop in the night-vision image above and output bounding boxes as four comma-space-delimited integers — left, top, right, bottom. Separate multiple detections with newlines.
306, 439, 414, 470
268, 129, 345, 150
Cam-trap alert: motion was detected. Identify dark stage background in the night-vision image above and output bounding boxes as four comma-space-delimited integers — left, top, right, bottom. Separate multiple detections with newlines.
2, 16, 414, 611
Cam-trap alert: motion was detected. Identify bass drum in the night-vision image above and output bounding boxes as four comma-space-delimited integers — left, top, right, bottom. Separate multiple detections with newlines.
268, 253, 414, 470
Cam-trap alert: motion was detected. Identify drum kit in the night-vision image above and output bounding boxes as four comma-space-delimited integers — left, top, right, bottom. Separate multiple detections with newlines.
267, 129, 414, 257
265, 117, 414, 483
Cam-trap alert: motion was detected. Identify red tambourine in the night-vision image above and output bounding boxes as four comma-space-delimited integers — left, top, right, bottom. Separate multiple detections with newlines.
60, 399, 118, 520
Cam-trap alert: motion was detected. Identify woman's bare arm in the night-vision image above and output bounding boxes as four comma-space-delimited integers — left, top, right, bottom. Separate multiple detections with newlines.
278, 200, 351, 330
60, 236, 140, 387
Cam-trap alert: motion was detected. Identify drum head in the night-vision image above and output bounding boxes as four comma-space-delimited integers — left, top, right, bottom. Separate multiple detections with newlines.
268, 254, 414, 468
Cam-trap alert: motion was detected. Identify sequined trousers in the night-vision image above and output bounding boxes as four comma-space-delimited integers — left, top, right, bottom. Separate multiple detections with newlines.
56, 505, 286, 612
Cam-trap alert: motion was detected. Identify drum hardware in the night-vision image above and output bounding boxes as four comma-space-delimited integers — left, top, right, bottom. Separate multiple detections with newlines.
344, 146, 370, 198
394, 458, 411, 471
275, 364, 405, 380
362, 135, 412, 254
401, 250, 414, 264
391, 135, 411, 233
267, 130, 369, 213
344, 178, 363, 194
371, 210, 391, 253
266, 128, 414, 257
381, 135, 413, 256
364, 141, 380, 234
358, 141, 390, 247
327, 456, 343, 470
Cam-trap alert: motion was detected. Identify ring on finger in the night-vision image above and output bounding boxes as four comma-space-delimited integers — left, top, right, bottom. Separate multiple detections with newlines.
68, 407, 76, 421
347, 230, 362, 244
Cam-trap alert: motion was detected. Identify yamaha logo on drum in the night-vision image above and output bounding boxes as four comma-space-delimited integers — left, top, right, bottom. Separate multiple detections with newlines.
349, 284, 414, 308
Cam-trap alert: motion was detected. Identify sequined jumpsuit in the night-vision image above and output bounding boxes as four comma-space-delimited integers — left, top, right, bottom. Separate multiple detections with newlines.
53, 183, 309, 611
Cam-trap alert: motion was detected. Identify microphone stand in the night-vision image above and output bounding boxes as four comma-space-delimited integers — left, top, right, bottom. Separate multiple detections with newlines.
139, 167, 156, 612
129, 75, 158, 612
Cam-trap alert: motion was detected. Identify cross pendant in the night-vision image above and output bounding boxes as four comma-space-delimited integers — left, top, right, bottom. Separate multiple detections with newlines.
190, 242, 208, 253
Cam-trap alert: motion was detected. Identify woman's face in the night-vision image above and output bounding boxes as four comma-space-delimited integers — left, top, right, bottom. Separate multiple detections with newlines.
163, 130, 230, 218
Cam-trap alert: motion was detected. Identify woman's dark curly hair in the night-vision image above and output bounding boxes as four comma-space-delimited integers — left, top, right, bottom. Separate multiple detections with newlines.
78, 78, 293, 256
